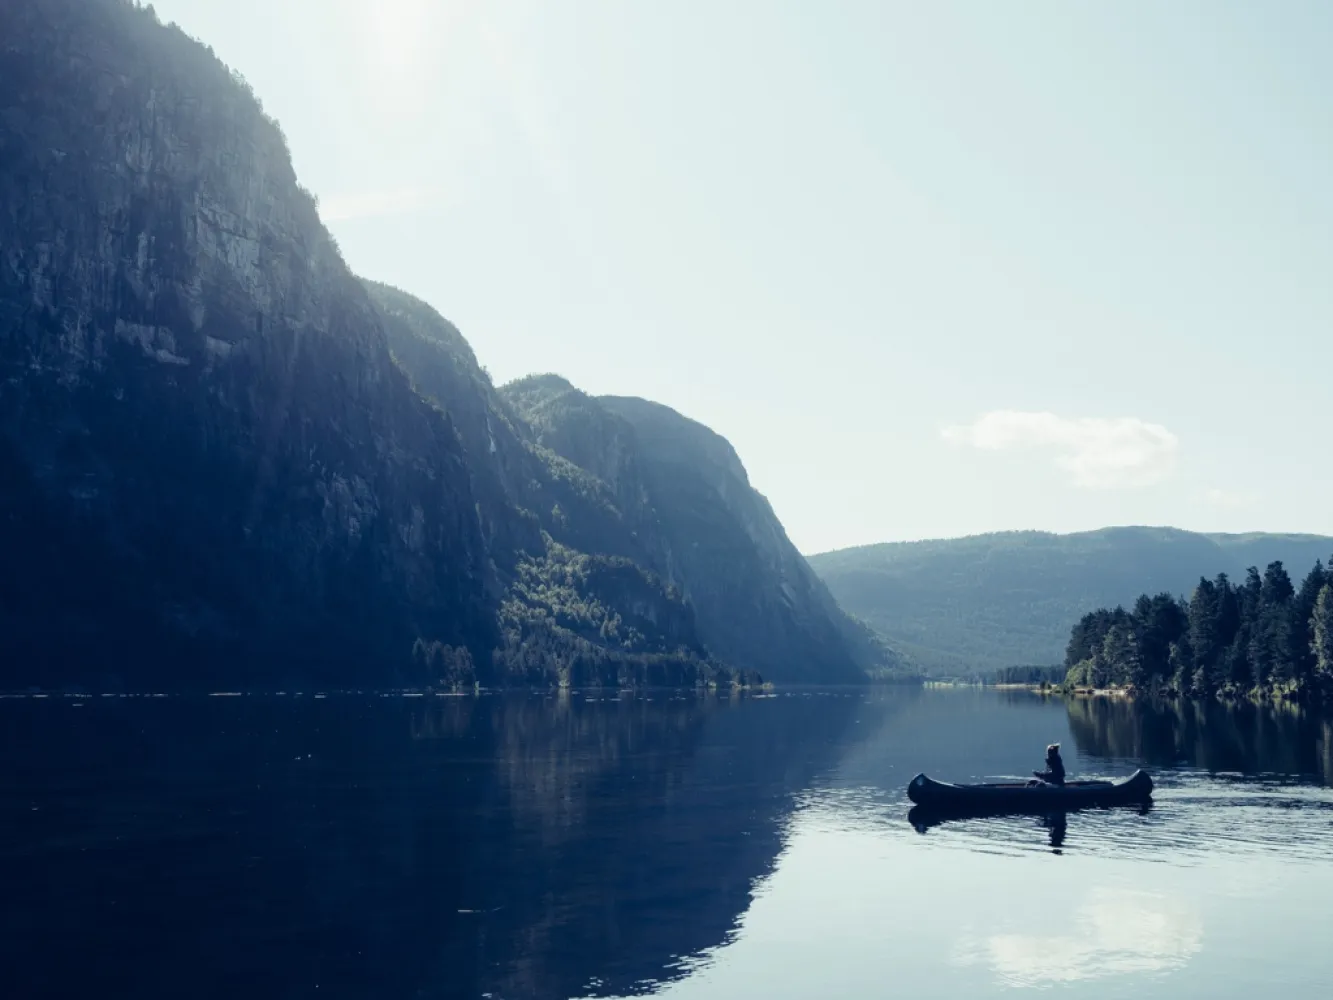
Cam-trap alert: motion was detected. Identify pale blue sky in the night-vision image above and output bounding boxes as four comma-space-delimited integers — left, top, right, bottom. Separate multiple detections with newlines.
151, 0, 1333, 553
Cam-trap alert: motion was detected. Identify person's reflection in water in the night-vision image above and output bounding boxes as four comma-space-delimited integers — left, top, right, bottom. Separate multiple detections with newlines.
1041, 812, 1067, 854
906, 808, 1069, 853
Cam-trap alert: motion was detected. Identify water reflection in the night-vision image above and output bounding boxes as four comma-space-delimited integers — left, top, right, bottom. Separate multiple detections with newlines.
909, 807, 1071, 851
5, 688, 1333, 1000
954, 888, 1204, 987
1066, 696, 1333, 783
0, 691, 867, 1000
1043, 811, 1066, 850
907, 803, 1160, 855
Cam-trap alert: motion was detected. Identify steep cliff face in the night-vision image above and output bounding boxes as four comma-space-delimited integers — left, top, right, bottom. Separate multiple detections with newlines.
0, 0, 734, 692
0, 0, 500, 688
364, 294, 730, 687
505, 375, 645, 504
499, 374, 671, 568
501, 380, 892, 683
361, 279, 539, 567
0, 0, 891, 690
366, 290, 643, 568
598, 397, 873, 683
373, 293, 886, 683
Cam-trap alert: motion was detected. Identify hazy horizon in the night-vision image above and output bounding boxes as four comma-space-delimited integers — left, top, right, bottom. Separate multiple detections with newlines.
802, 523, 1333, 557
148, 0, 1333, 552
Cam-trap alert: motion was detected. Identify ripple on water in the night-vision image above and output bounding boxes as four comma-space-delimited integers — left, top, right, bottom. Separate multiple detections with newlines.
797, 773, 1333, 865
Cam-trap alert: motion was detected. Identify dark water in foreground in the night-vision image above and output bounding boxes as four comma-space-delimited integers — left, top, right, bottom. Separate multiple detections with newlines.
4, 688, 1333, 999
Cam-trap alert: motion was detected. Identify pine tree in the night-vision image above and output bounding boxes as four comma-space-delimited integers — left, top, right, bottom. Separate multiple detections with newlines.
1065, 611, 1102, 668
1133, 592, 1186, 689
1187, 577, 1221, 693
1216, 573, 1241, 650
1065, 562, 1333, 702
1292, 561, 1329, 685
1313, 585, 1333, 683
1263, 560, 1296, 604
1101, 622, 1142, 689
1214, 575, 1245, 689
1241, 566, 1264, 608
1256, 561, 1295, 687
1169, 634, 1195, 693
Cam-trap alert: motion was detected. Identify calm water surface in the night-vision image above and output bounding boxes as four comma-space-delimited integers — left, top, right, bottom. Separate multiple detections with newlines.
3, 687, 1333, 999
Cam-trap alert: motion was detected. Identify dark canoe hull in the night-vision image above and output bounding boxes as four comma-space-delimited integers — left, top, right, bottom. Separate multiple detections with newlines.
906, 768, 1153, 815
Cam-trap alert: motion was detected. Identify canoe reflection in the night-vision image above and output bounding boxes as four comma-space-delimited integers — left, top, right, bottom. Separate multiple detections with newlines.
907, 801, 1153, 850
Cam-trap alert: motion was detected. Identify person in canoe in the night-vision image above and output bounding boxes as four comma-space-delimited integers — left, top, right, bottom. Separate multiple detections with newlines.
1029, 743, 1066, 786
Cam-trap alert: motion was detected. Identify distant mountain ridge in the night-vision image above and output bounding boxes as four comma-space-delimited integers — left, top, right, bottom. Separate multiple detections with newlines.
807, 527, 1333, 674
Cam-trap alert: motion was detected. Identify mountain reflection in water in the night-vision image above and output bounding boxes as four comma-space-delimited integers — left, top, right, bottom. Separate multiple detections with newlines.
0, 690, 871, 1000
4, 687, 1333, 1000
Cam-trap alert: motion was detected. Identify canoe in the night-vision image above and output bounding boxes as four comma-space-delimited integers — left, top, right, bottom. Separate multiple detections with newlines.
906, 768, 1153, 814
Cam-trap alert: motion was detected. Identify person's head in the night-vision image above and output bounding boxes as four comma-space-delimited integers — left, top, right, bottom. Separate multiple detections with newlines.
1046, 743, 1061, 761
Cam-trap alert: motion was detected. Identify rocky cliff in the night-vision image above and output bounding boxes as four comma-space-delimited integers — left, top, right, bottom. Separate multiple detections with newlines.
363, 283, 731, 690
0, 0, 499, 690
0, 0, 895, 690
501, 379, 902, 683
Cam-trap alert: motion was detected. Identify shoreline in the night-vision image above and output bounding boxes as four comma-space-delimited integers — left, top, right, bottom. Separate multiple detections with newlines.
979, 681, 1326, 706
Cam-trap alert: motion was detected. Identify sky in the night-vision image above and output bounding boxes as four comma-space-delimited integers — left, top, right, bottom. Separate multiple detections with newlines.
149, 0, 1333, 554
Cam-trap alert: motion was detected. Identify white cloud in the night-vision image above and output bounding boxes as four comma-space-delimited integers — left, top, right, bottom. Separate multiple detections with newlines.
942, 410, 1179, 488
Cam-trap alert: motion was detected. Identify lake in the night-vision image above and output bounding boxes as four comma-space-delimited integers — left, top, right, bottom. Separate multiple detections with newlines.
3, 687, 1333, 999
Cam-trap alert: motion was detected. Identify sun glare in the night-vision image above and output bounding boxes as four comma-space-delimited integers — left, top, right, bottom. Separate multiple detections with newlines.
366, 0, 477, 77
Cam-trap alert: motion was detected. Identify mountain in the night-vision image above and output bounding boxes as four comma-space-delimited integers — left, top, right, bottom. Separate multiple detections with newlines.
1, 0, 507, 690
0, 0, 886, 690
361, 285, 730, 688
807, 527, 1333, 675
497, 379, 901, 683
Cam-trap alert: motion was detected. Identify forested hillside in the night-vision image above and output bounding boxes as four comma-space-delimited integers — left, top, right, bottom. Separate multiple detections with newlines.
1064, 560, 1333, 698
809, 528, 1333, 673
